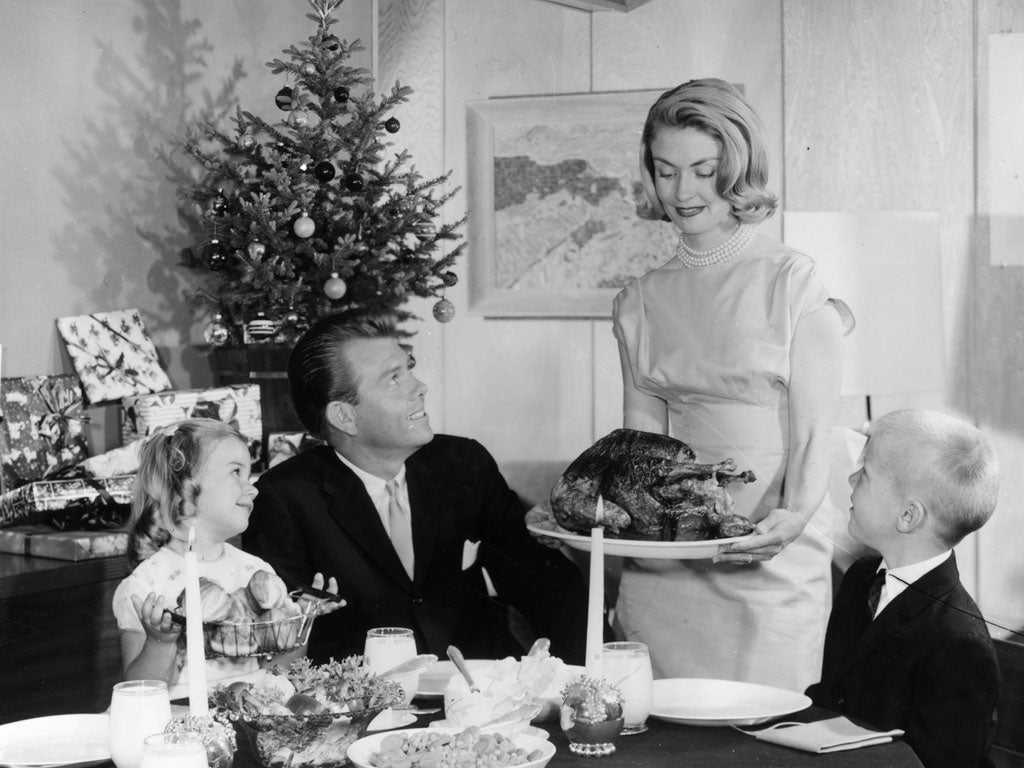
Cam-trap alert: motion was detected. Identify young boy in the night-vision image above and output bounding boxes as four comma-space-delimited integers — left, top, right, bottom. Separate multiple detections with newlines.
806, 409, 1000, 768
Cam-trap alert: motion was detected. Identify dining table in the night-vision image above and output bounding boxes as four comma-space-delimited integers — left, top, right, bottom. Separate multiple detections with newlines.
224, 702, 925, 768
0, 700, 925, 768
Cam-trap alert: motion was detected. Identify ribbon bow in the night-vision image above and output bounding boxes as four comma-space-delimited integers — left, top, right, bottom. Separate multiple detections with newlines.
31, 378, 89, 449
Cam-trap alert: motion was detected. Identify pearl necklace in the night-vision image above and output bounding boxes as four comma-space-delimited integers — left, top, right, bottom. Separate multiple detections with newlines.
675, 223, 754, 268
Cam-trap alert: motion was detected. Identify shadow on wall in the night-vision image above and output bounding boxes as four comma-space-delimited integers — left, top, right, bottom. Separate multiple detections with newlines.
50, 0, 245, 387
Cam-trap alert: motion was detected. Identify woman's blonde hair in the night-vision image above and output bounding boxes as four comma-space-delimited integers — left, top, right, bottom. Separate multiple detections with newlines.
638, 78, 778, 223
127, 418, 248, 567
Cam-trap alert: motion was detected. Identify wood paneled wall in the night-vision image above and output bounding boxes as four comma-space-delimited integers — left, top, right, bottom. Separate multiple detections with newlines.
377, 0, 1023, 628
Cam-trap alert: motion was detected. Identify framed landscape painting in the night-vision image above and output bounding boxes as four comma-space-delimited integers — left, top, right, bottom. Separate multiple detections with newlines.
466, 89, 677, 318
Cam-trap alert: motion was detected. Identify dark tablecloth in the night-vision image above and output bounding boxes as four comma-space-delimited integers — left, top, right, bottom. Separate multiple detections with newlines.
228, 704, 923, 768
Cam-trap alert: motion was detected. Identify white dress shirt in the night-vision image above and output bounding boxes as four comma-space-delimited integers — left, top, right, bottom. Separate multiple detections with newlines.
874, 550, 952, 618
335, 452, 409, 536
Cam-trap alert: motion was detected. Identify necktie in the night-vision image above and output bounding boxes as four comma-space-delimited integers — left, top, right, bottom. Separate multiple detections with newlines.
386, 479, 415, 579
866, 568, 887, 620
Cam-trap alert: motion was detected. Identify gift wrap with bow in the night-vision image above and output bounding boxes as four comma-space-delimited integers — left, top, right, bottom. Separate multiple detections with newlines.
0, 374, 90, 493
0, 473, 135, 528
120, 384, 263, 464
56, 308, 173, 404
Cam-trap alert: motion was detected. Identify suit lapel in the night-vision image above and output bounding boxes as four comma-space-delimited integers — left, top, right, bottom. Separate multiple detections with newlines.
319, 450, 412, 588
405, 451, 440, 588
839, 554, 961, 677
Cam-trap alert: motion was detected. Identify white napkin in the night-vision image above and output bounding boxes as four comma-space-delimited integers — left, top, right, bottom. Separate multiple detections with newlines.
735, 716, 904, 753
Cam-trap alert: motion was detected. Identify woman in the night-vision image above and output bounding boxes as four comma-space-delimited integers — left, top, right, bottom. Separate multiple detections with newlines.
612, 79, 850, 691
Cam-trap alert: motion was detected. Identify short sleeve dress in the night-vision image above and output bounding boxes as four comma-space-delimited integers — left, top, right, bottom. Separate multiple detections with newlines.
612, 231, 848, 692
112, 543, 272, 700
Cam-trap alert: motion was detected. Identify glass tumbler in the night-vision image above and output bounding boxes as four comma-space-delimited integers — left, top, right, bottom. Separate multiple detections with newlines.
364, 627, 418, 705
602, 641, 653, 735
108, 680, 173, 768
138, 732, 209, 768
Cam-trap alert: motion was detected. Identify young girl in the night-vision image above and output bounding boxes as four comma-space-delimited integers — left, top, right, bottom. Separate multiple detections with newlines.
112, 418, 339, 700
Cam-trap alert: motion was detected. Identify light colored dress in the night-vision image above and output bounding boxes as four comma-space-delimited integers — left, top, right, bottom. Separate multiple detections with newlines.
112, 543, 271, 699
611, 232, 846, 693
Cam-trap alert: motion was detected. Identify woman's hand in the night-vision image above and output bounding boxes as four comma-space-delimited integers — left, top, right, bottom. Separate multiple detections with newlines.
524, 506, 567, 551
713, 508, 807, 564
131, 592, 181, 645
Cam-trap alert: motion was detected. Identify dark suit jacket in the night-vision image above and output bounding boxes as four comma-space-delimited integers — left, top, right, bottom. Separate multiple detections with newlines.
806, 554, 999, 768
243, 436, 589, 665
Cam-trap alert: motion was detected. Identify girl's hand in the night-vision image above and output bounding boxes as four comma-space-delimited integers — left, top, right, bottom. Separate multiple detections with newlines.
130, 592, 181, 645
712, 508, 807, 564
300, 572, 345, 615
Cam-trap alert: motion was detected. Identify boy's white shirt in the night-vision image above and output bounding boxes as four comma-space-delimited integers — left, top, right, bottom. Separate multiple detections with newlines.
873, 550, 952, 619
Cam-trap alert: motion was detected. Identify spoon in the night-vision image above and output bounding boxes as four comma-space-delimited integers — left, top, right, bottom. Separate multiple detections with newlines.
526, 637, 550, 658
446, 645, 480, 693
481, 702, 543, 729
378, 653, 438, 680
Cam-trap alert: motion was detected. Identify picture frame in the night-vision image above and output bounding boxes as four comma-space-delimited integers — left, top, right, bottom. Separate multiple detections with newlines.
466, 89, 676, 318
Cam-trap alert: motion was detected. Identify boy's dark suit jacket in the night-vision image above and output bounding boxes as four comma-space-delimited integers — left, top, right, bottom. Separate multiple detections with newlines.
806, 554, 999, 768
243, 436, 589, 665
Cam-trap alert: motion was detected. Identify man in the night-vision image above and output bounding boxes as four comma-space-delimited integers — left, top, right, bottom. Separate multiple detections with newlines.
243, 310, 589, 665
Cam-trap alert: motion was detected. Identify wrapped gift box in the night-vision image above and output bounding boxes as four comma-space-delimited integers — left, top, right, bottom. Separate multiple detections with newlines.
121, 384, 263, 463
78, 440, 144, 478
267, 431, 324, 468
0, 525, 128, 561
0, 374, 90, 492
56, 308, 172, 404
0, 474, 135, 528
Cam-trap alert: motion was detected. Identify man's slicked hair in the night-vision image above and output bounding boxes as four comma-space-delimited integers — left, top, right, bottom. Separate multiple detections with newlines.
288, 310, 400, 439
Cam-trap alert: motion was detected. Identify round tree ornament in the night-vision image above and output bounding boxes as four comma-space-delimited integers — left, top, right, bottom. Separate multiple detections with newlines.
344, 173, 364, 192
238, 134, 255, 150
246, 312, 277, 341
314, 161, 336, 182
432, 298, 455, 323
293, 212, 315, 238
323, 272, 347, 300
247, 241, 266, 260
321, 34, 340, 51
333, 86, 349, 103
441, 271, 458, 287
203, 239, 227, 271
301, 62, 316, 76
384, 117, 400, 134
290, 110, 309, 128
203, 315, 231, 346
275, 86, 294, 111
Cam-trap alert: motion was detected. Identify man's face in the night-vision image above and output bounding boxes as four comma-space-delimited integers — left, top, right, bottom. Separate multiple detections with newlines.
342, 337, 433, 457
847, 432, 900, 550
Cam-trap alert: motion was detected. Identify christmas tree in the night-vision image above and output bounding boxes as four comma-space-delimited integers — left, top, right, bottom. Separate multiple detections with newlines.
179, 0, 464, 347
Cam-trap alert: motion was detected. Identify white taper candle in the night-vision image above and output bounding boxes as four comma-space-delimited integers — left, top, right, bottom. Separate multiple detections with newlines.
585, 495, 605, 677
184, 526, 209, 716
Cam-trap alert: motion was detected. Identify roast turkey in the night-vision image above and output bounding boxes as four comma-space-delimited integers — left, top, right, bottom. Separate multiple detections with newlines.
549, 428, 757, 541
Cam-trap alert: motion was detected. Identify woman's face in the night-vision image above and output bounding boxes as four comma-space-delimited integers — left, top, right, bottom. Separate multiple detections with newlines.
649, 126, 735, 244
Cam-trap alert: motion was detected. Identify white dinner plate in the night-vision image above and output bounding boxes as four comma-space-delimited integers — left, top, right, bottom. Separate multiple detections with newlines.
366, 709, 418, 732
0, 714, 110, 768
416, 659, 495, 698
526, 520, 752, 560
347, 727, 555, 768
650, 678, 811, 727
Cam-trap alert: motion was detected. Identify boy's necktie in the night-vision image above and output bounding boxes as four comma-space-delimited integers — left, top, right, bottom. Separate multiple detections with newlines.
386, 479, 415, 579
866, 568, 887, 619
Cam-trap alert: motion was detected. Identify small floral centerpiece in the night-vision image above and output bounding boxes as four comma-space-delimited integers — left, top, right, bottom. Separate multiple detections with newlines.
559, 676, 625, 757
164, 715, 237, 768
212, 656, 405, 767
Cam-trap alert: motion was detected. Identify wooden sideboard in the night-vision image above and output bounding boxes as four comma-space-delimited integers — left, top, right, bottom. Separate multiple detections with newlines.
0, 554, 127, 724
